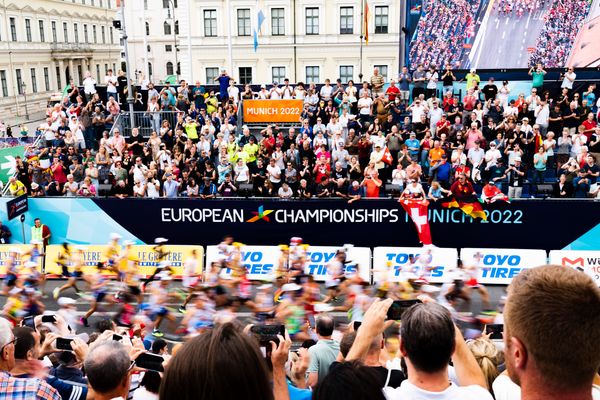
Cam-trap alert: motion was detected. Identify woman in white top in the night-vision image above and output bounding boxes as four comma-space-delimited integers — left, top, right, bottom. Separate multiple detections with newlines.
145, 172, 160, 198
133, 180, 147, 197
498, 80, 510, 109
234, 159, 250, 184
391, 164, 407, 188
294, 84, 306, 100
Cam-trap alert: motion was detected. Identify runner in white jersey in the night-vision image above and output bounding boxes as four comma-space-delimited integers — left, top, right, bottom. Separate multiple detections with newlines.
464, 252, 492, 311
180, 249, 201, 312
148, 275, 177, 337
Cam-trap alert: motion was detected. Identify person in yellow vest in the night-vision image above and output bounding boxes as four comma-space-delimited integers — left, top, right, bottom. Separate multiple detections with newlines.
31, 218, 51, 248
7, 176, 27, 197
183, 117, 198, 141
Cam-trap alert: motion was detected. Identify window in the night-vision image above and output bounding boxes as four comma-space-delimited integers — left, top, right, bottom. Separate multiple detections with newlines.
144, 0, 147, 10
174, 20, 179, 35
96, 64, 100, 82
271, 8, 284, 36
147, 45, 151, 52
306, 7, 318, 35
110, 27, 114, 43
162, 0, 169, 7
238, 67, 252, 84
51, 21, 57, 42
340, 65, 353, 83
104, 63, 108, 75
10, 17, 17, 41
165, 44, 172, 52
16, 69, 23, 94
0, 71, 8, 97
375, 6, 388, 34
145, 22, 149, 36
163, 21, 171, 35
84, 24, 89, 43
63, 22, 68, 43
237, 9, 250, 36
374, 65, 388, 81
77, 65, 83, 84
56, 66, 62, 89
74, 23, 79, 43
93, 25, 97, 43
272, 66, 285, 83
166, 62, 174, 75
340, 7, 353, 34
25, 19, 32, 42
101, 26, 105, 43
44, 67, 50, 91
204, 10, 217, 37
306, 66, 319, 83
39, 20, 45, 42
148, 62, 153, 77
30, 68, 37, 92
206, 67, 218, 84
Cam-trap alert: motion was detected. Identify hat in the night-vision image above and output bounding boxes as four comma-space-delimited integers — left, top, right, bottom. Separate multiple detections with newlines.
261, 84, 266, 89
31, 182, 39, 190
273, 81, 279, 86
281, 283, 302, 292
290, 237, 303, 244
110, 233, 122, 240
514, 156, 522, 162
165, 172, 172, 177
154, 237, 169, 244
123, 240, 135, 246
410, 132, 416, 136
470, 68, 476, 73
58, 297, 77, 307
30, 240, 42, 245
522, 117, 529, 122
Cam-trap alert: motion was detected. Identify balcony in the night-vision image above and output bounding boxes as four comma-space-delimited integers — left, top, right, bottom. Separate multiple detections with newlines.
51, 42, 94, 58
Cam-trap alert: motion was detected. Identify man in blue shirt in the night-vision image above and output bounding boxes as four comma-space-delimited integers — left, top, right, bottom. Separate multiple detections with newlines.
162, 173, 179, 198
404, 132, 420, 160
215, 69, 231, 104
434, 155, 452, 188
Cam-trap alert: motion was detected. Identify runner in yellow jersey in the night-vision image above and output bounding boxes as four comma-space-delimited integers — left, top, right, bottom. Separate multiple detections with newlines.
53, 245, 85, 299
103, 233, 123, 276
121, 240, 143, 305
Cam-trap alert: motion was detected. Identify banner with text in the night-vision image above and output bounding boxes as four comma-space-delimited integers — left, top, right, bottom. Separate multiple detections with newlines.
44, 245, 204, 278
205, 245, 371, 281
460, 248, 547, 285
549, 250, 600, 287
372, 247, 458, 283
243, 99, 303, 123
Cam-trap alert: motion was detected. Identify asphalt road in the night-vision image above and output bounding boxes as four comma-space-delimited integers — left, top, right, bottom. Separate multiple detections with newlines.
470, 5, 549, 68
3, 279, 509, 338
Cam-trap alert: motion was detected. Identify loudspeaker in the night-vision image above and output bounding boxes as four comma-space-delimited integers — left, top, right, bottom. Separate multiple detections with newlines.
385, 184, 402, 197
536, 184, 553, 197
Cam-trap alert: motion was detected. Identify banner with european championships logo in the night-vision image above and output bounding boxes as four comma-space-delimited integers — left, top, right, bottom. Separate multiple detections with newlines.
549, 250, 600, 287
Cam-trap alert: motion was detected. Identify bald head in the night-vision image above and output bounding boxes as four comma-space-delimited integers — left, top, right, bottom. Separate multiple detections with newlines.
84, 341, 131, 395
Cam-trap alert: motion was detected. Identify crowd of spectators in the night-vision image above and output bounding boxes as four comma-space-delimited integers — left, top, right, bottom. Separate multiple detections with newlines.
408, 0, 481, 68
0, 264, 598, 400
5, 65, 600, 200
528, 0, 591, 67
495, 0, 545, 17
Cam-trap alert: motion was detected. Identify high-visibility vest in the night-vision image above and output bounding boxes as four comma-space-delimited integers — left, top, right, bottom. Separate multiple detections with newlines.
31, 225, 45, 242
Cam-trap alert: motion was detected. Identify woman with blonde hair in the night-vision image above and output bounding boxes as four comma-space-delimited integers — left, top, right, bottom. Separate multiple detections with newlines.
466, 337, 502, 392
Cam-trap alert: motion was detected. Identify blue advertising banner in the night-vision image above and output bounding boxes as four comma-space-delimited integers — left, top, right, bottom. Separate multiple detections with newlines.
0, 198, 599, 251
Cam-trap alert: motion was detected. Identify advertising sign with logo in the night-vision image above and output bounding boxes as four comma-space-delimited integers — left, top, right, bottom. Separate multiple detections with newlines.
549, 250, 600, 287
372, 247, 458, 283
205, 245, 371, 282
44, 245, 204, 278
460, 248, 547, 285
6, 194, 28, 221
0, 244, 41, 276
243, 99, 304, 123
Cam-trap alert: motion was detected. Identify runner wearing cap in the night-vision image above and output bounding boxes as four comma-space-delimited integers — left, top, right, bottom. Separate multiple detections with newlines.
142, 237, 172, 290
276, 283, 310, 341
179, 249, 201, 312
80, 263, 117, 327
463, 251, 492, 311
147, 275, 177, 337
120, 241, 143, 305
102, 233, 122, 275
53, 245, 85, 299
3, 248, 22, 296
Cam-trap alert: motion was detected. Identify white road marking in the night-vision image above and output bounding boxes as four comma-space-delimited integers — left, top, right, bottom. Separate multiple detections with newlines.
502, 31, 506, 39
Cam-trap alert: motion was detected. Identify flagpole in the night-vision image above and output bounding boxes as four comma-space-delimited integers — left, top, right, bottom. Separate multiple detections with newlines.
226, 0, 233, 75
120, 0, 135, 132
359, 0, 364, 81
142, 3, 149, 80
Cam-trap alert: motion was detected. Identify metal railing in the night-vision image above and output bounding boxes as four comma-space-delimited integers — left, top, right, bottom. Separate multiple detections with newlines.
1, 134, 45, 197
111, 111, 181, 138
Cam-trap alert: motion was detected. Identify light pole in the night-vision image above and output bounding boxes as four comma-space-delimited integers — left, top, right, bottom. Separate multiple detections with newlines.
119, 0, 135, 132
167, 0, 178, 81
21, 82, 29, 121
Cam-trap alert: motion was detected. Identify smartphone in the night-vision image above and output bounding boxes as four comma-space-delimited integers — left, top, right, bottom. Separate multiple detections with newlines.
250, 324, 285, 346
41, 315, 56, 323
56, 338, 74, 351
22, 316, 36, 330
135, 352, 165, 372
112, 334, 123, 342
485, 324, 504, 340
353, 321, 362, 331
386, 299, 422, 321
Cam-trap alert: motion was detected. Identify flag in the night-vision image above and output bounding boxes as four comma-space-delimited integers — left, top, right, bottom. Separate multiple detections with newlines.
442, 198, 487, 220
400, 199, 433, 245
364, 1, 370, 45
534, 132, 543, 153
252, 3, 266, 52
382, 147, 393, 165
0, 145, 25, 184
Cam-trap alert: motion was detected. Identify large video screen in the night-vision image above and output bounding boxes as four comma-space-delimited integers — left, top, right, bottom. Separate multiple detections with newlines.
408, 0, 599, 69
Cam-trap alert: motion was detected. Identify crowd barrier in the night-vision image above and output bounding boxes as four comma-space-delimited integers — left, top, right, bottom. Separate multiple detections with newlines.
0, 244, 597, 287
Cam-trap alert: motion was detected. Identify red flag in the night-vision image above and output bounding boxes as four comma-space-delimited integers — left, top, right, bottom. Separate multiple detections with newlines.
400, 200, 433, 245
382, 147, 393, 165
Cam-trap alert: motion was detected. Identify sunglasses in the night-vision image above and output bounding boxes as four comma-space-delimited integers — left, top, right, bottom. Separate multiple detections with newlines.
1, 337, 18, 352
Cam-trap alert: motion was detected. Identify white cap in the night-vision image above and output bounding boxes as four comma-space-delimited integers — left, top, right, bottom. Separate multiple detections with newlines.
58, 297, 77, 306
281, 283, 302, 292
470, 68, 476, 73
154, 237, 169, 244
30, 240, 42, 245
110, 233, 122, 240
123, 240, 135, 246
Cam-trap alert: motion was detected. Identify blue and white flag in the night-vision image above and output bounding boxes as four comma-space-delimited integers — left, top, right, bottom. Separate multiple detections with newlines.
253, 3, 266, 52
